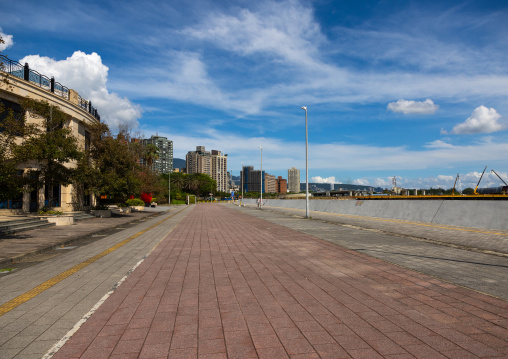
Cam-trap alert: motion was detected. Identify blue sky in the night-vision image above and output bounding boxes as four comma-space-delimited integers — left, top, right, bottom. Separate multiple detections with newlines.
1, 0, 508, 189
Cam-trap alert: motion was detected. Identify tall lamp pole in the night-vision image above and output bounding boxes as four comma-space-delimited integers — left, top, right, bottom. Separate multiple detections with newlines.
241, 162, 244, 206
259, 146, 263, 209
301, 106, 309, 218
168, 169, 171, 205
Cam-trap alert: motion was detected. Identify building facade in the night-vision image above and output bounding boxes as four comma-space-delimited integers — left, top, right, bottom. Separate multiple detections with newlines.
186, 146, 228, 192
288, 167, 300, 193
0, 55, 101, 213
211, 150, 228, 193
276, 176, 288, 193
265, 174, 276, 193
140, 135, 173, 174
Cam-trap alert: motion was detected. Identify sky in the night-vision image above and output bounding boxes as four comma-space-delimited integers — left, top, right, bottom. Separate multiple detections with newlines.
1, 0, 508, 190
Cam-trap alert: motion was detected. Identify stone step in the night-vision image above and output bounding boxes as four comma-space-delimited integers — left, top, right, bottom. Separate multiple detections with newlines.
0, 219, 56, 235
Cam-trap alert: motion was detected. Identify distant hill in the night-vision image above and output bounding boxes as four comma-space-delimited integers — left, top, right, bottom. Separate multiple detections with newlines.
173, 158, 186, 169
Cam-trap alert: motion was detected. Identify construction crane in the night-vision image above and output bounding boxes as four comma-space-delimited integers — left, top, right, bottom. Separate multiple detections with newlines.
452, 173, 460, 195
491, 169, 508, 186
474, 166, 487, 195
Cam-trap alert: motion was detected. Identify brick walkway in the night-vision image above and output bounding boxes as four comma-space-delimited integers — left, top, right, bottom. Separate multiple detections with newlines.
52, 204, 508, 358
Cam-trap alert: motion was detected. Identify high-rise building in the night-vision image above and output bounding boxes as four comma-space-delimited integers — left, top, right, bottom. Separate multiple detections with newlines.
140, 136, 173, 174
241, 166, 279, 193
242, 166, 264, 193
276, 176, 288, 193
288, 167, 300, 193
211, 150, 228, 193
186, 146, 228, 192
186, 146, 211, 175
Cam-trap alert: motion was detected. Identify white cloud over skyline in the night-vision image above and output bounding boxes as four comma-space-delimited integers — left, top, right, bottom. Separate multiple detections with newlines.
387, 99, 439, 115
19, 51, 142, 131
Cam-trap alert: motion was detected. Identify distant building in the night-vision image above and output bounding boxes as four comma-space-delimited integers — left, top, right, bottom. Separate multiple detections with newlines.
211, 150, 228, 193
265, 174, 276, 193
186, 146, 211, 175
288, 167, 300, 193
276, 176, 288, 193
140, 136, 173, 174
186, 146, 228, 192
242, 166, 264, 193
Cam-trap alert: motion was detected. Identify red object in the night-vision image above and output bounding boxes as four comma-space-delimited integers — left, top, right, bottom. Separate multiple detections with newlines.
140, 192, 152, 204
129, 195, 135, 199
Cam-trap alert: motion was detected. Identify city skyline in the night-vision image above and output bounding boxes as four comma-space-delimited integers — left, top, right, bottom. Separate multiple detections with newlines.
1, 1, 507, 189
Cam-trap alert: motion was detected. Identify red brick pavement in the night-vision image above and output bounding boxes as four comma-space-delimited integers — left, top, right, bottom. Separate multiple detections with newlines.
52, 204, 508, 358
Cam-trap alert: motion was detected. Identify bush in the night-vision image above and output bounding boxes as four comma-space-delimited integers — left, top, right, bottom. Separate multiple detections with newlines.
151, 197, 157, 203
38, 207, 63, 216
126, 198, 145, 206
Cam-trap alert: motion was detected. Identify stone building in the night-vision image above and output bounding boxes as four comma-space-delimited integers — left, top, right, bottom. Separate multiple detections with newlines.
0, 55, 101, 213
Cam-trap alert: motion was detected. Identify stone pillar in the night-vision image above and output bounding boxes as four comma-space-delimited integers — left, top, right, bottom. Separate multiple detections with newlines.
69, 89, 79, 106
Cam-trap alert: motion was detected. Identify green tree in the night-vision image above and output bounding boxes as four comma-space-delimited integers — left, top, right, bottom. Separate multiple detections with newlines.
143, 143, 159, 169
463, 187, 475, 195
76, 122, 142, 205
0, 100, 32, 202
19, 99, 81, 208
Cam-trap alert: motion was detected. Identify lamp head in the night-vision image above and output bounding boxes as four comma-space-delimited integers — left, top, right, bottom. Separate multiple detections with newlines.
301, 106, 307, 111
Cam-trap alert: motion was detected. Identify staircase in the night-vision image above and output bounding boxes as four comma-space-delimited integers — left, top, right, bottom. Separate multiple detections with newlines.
0, 217, 55, 236
69, 212, 96, 222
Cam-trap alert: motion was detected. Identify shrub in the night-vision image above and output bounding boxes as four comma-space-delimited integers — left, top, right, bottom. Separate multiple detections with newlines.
126, 198, 145, 206
38, 207, 63, 216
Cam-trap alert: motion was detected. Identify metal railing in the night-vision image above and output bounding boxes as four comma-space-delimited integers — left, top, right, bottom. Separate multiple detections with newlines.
0, 54, 99, 121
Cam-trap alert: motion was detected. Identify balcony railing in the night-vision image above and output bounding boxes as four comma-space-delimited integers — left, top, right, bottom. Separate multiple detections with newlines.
0, 54, 100, 121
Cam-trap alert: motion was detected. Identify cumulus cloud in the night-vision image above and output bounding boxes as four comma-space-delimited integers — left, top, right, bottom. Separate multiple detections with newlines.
352, 178, 369, 186
19, 51, 141, 131
0, 28, 14, 51
449, 106, 505, 134
387, 99, 438, 114
311, 176, 336, 184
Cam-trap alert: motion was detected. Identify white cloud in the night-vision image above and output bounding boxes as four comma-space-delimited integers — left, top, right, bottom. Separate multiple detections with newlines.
0, 28, 14, 51
352, 178, 370, 186
387, 99, 438, 114
450, 106, 505, 134
312, 176, 336, 184
19, 51, 142, 131
183, 1, 326, 69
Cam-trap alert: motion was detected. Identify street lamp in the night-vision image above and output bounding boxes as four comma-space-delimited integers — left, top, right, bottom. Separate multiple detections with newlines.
301, 106, 309, 218
241, 162, 244, 206
168, 169, 171, 205
259, 146, 263, 209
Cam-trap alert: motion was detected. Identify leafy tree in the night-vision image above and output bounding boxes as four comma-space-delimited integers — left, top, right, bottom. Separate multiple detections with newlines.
19, 99, 81, 208
0, 100, 32, 202
143, 143, 159, 169
463, 187, 475, 195
76, 122, 142, 204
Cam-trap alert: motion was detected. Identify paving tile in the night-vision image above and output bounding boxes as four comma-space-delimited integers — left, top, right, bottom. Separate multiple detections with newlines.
30, 204, 508, 359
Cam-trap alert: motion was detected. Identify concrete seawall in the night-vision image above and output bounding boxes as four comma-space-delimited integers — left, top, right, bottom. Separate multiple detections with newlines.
241, 198, 508, 231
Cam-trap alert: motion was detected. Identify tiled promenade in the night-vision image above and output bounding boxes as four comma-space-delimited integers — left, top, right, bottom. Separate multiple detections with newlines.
52, 204, 508, 358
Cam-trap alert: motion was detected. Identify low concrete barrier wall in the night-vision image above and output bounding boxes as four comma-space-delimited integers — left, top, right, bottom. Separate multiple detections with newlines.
241, 198, 508, 231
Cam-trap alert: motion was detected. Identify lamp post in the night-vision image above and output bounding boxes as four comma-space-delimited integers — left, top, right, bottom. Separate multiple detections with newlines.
259, 146, 263, 209
168, 169, 171, 205
241, 162, 244, 206
301, 106, 309, 218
